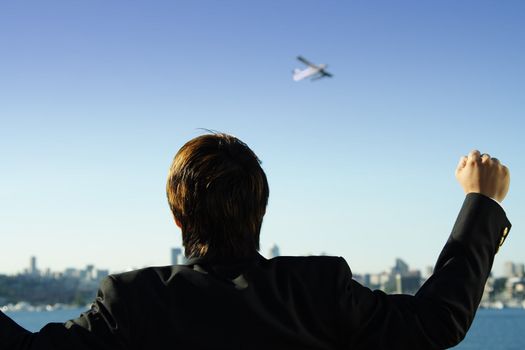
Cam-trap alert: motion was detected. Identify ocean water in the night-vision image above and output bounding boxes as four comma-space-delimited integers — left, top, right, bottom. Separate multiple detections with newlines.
4, 307, 525, 349
5, 306, 86, 332
450, 308, 525, 350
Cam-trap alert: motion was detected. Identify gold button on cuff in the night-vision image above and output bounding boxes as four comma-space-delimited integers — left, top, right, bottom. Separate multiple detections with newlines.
497, 227, 510, 254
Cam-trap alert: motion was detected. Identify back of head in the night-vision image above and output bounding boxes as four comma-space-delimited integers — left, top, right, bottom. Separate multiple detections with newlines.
166, 133, 269, 260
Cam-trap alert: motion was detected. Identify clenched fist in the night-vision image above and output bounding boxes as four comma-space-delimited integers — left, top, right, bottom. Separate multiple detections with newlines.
455, 150, 510, 203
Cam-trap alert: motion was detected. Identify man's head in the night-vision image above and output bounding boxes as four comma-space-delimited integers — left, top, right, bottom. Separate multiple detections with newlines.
166, 133, 269, 259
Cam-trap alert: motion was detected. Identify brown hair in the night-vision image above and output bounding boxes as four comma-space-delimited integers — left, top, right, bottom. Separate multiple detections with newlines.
166, 133, 269, 259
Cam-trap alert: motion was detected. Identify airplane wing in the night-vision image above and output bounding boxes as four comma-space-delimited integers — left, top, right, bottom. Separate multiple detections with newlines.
310, 75, 326, 81
320, 70, 333, 78
310, 70, 333, 81
297, 56, 318, 68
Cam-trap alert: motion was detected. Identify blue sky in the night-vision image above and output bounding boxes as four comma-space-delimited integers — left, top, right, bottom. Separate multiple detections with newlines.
1, 1, 523, 276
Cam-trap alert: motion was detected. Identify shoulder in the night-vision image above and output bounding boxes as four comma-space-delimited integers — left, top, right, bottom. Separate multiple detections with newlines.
102, 265, 189, 290
265, 255, 346, 265
253, 256, 354, 306
261, 255, 353, 278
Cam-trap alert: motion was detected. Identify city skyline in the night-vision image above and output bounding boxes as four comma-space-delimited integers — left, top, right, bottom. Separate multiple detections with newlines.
5, 250, 523, 280
1, 1, 524, 277
3, 251, 524, 311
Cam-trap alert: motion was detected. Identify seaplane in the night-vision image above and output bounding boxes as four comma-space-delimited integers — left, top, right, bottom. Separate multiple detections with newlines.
292, 56, 333, 82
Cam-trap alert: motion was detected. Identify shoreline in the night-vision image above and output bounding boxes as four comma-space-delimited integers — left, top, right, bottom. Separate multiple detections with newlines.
1, 302, 90, 313
3, 301, 525, 313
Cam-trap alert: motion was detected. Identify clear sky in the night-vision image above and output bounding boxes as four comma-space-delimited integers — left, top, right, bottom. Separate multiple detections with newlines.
1, 0, 523, 277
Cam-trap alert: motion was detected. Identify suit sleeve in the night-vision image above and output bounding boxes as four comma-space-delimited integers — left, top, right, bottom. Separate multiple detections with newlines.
0, 276, 128, 350
337, 193, 512, 350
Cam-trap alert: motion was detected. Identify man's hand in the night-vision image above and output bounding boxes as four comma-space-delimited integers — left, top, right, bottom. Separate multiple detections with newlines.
455, 150, 510, 203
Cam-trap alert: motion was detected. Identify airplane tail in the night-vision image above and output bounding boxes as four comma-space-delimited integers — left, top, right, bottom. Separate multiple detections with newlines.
292, 68, 303, 81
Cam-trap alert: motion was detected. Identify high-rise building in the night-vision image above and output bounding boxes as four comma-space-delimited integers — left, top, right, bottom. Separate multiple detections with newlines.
85, 264, 95, 280
171, 247, 184, 265
395, 274, 403, 294
391, 258, 409, 276
29, 256, 38, 276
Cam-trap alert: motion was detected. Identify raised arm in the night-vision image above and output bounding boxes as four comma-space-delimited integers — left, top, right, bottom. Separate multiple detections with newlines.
338, 150, 511, 349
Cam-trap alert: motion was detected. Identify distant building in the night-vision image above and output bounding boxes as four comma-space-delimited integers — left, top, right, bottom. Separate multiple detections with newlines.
85, 265, 95, 280
268, 244, 280, 258
391, 258, 409, 276
504, 261, 516, 278
369, 271, 390, 290
64, 267, 81, 279
362, 273, 371, 286
353, 274, 367, 286
424, 266, 434, 279
506, 277, 525, 301
398, 271, 422, 295
96, 269, 109, 280
171, 247, 185, 265
481, 275, 495, 305
515, 263, 525, 278
29, 256, 38, 276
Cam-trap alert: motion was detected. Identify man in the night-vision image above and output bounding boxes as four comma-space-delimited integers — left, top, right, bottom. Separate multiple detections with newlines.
0, 133, 511, 349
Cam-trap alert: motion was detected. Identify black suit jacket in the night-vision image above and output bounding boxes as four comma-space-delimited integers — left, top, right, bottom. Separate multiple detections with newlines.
0, 193, 512, 349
